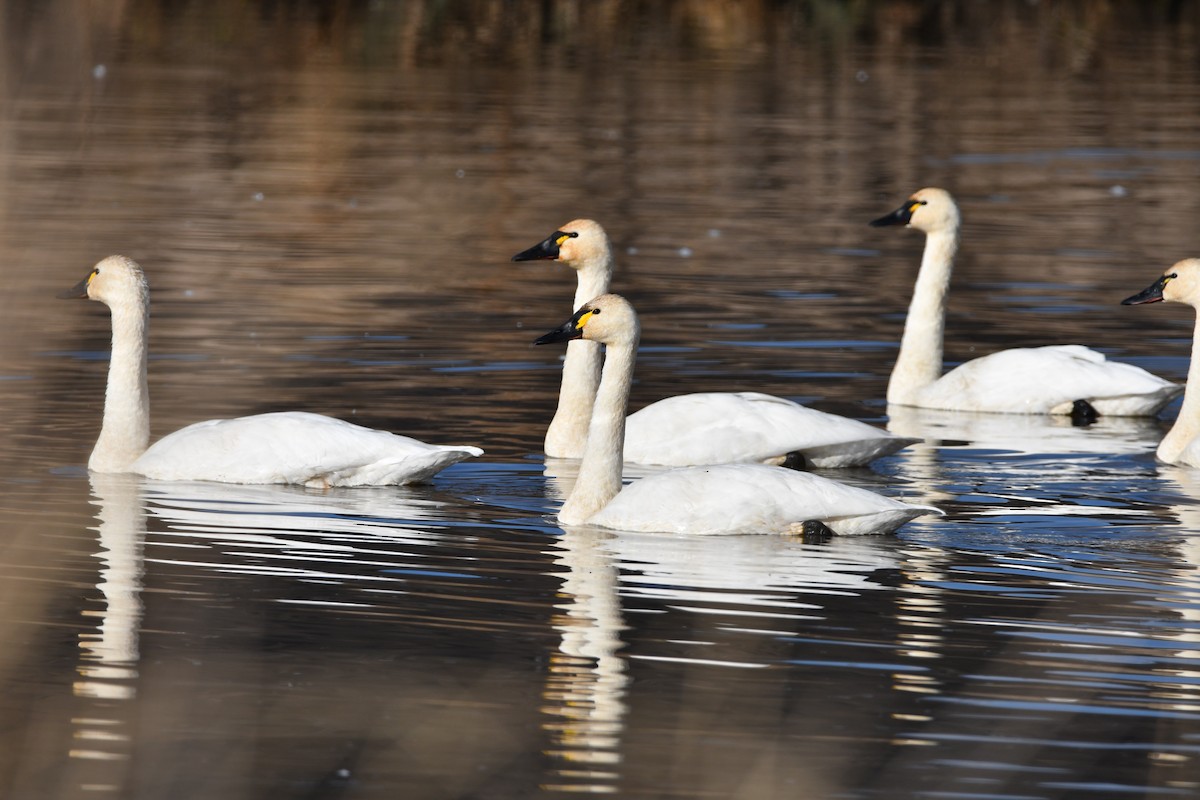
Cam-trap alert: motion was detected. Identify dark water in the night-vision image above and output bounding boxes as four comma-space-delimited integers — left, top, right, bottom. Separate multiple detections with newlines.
3, 2, 1200, 798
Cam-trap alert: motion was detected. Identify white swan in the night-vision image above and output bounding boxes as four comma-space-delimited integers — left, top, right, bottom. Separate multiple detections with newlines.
1123, 259, 1200, 466
513, 220, 916, 468
61, 255, 482, 486
871, 188, 1180, 417
533, 293, 941, 535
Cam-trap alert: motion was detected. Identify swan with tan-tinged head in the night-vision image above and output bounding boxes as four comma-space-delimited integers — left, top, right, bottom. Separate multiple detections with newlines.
513, 220, 916, 468
61, 255, 482, 486
1123, 259, 1200, 466
533, 294, 941, 535
871, 188, 1179, 417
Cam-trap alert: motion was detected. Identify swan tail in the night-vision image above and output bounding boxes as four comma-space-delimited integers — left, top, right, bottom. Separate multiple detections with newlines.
1069, 384, 1183, 417
822, 504, 943, 536
312, 446, 483, 488
799, 436, 922, 468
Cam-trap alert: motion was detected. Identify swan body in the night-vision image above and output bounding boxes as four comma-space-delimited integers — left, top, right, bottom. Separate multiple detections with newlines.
534, 294, 941, 535
898, 344, 1178, 416
1123, 259, 1200, 466
587, 463, 935, 536
132, 411, 480, 487
515, 219, 914, 467
624, 391, 915, 468
872, 188, 1179, 416
62, 255, 481, 486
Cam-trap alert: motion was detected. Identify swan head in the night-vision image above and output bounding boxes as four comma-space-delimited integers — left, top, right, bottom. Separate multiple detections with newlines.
534, 293, 640, 348
1123, 259, 1200, 308
59, 255, 148, 309
870, 187, 960, 235
512, 219, 611, 273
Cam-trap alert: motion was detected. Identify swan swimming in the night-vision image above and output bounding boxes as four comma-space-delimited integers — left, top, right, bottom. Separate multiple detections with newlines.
533, 293, 941, 535
61, 255, 482, 486
513, 220, 916, 468
1123, 259, 1200, 466
871, 187, 1179, 417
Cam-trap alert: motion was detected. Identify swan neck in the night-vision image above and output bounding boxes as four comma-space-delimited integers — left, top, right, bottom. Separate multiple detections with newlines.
545, 258, 614, 458
1160, 312, 1200, 463
546, 341, 601, 457
559, 335, 636, 525
91, 298, 151, 472
888, 227, 958, 405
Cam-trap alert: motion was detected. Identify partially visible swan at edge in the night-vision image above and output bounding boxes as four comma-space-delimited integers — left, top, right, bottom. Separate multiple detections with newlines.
61, 255, 482, 486
533, 293, 942, 535
1123, 259, 1200, 466
870, 188, 1179, 417
513, 219, 916, 468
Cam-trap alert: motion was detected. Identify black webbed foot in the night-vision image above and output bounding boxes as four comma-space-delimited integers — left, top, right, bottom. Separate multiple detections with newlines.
1070, 399, 1099, 427
799, 520, 835, 543
781, 451, 809, 471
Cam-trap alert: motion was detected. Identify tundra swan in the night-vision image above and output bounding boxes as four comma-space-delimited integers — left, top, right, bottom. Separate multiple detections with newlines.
871, 188, 1179, 417
61, 256, 482, 486
533, 294, 941, 535
513, 220, 916, 468
1123, 259, 1200, 466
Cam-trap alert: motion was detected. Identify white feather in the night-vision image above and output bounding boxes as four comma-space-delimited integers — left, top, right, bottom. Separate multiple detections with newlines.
540, 294, 941, 536
133, 411, 481, 487
589, 463, 935, 536
517, 219, 914, 467
876, 187, 1179, 416
67, 256, 481, 486
625, 391, 916, 468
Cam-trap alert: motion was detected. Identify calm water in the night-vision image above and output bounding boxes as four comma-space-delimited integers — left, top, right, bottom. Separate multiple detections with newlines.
3, 2, 1200, 798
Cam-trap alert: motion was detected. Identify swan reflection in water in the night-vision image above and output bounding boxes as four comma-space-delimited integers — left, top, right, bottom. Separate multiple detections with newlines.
139, 480, 464, 584
538, 510, 902, 793
886, 404, 1164, 457
1155, 466, 1200, 687
69, 473, 147, 793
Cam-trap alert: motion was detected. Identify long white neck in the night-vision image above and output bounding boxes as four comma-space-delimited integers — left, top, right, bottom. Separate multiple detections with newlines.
558, 334, 637, 526
545, 262, 613, 458
887, 226, 959, 405
1159, 311, 1200, 464
90, 298, 151, 472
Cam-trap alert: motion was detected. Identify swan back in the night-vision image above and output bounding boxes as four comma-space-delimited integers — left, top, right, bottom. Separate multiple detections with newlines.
588, 463, 941, 536
132, 411, 483, 487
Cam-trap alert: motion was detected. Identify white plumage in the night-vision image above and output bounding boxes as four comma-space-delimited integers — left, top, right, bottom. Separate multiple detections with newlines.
588, 463, 934, 536
133, 411, 481, 487
534, 294, 941, 536
907, 344, 1178, 416
872, 187, 1179, 416
62, 255, 481, 486
624, 391, 914, 468
514, 219, 915, 467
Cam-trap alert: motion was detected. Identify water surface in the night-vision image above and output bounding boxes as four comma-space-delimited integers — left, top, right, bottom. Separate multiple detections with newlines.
3, 3, 1200, 799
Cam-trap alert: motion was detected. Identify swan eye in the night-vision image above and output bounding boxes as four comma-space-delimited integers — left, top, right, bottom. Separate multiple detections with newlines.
908, 200, 927, 212
88, 269, 99, 283
555, 231, 579, 247
575, 309, 597, 328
